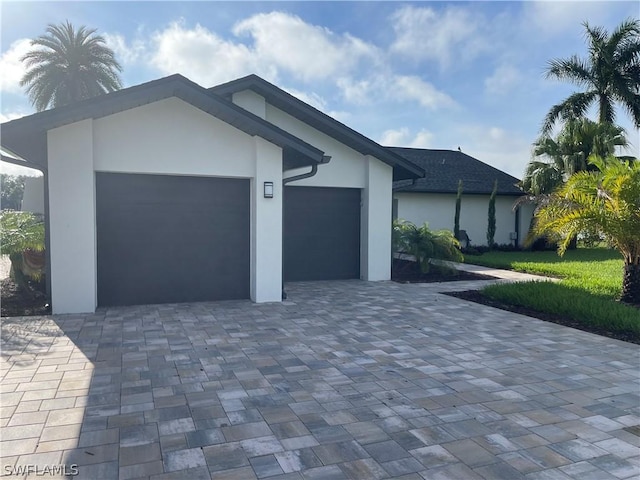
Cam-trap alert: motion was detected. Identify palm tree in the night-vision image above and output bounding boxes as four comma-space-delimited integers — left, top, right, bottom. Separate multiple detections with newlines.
531, 156, 640, 305
523, 119, 629, 196
542, 18, 640, 135
392, 220, 463, 273
20, 21, 122, 111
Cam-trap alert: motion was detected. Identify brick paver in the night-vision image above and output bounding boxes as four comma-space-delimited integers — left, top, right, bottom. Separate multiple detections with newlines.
1, 278, 638, 479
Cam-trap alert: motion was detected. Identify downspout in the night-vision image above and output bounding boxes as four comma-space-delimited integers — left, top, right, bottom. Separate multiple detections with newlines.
280, 156, 331, 299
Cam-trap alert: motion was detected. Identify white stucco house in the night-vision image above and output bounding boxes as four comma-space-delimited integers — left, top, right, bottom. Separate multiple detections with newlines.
390, 148, 534, 247
0, 74, 423, 314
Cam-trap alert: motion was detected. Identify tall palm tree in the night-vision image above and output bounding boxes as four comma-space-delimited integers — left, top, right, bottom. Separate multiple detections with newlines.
20, 21, 123, 111
542, 18, 640, 135
532, 156, 640, 305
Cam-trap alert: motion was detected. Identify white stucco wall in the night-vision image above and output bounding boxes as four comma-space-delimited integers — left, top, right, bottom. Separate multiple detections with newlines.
46, 97, 285, 313
266, 105, 368, 188
93, 98, 256, 177
361, 156, 393, 280
48, 119, 97, 314
395, 192, 528, 247
251, 137, 283, 302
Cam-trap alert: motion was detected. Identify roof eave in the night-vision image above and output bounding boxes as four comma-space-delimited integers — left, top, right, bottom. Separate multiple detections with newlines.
211, 76, 424, 180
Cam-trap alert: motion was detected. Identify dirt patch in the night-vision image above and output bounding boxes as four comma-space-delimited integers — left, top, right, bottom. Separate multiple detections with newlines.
448, 290, 639, 345
1, 277, 50, 317
392, 259, 497, 283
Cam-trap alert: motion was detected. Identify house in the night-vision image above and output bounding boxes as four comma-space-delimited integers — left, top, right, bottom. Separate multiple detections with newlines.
391, 148, 534, 247
0, 74, 423, 314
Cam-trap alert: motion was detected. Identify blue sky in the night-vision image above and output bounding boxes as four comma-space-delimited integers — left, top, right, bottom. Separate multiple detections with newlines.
1, 1, 638, 177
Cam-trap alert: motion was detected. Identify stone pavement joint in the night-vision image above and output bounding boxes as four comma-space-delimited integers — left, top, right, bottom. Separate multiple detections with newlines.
1, 278, 638, 479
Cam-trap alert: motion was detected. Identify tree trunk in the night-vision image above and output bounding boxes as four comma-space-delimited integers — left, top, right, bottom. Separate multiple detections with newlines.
621, 261, 640, 306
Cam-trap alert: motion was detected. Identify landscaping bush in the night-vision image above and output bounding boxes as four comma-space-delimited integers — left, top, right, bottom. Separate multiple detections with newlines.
0, 210, 46, 291
393, 219, 462, 273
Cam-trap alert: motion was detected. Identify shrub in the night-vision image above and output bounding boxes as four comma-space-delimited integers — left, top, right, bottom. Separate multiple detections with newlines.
393, 219, 463, 273
0, 210, 45, 290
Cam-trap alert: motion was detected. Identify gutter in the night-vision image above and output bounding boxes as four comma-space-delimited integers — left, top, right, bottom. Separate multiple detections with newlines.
280, 156, 332, 299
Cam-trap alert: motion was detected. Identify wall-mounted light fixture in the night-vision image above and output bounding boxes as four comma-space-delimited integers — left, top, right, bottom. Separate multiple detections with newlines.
263, 181, 274, 198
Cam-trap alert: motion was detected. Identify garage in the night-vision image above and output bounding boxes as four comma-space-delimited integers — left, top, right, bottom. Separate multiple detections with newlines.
96, 172, 250, 306
284, 186, 361, 281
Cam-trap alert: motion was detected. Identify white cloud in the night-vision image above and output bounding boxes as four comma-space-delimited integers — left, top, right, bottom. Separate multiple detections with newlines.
484, 65, 523, 96
0, 111, 28, 123
336, 77, 373, 106
104, 33, 146, 65
149, 20, 276, 86
390, 6, 488, 69
146, 13, 382, 87
0, 39, 31, 93
283, 88, 328, 112
233, 12, 380, 82
379, 127, 434, 148
454, 124, 533, 178
379, 127, 411, 146
523, 1, 628, 37
392, 75, 456, 110
337, 74, 455, 111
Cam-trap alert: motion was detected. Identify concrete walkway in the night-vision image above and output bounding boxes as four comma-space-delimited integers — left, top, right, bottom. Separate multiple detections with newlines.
1, 279, 638, 479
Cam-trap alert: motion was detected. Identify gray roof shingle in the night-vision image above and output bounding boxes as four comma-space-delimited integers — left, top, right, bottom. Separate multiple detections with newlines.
390, 147, 523, 195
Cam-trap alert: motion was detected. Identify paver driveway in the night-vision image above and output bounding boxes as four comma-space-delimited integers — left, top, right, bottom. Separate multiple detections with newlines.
1, 280, 639, 479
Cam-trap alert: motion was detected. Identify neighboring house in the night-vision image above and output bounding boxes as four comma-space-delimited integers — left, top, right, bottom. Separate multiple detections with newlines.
391, 148, 534, 247
0, 74, 423, 314
21, 176, 45, 214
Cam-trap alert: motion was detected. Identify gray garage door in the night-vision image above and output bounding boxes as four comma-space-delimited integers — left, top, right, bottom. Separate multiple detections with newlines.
284, 186, 360, 281
96, 173, 250, 306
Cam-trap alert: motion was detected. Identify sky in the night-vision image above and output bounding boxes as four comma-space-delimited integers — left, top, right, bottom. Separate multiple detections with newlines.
1, 0, 639, 178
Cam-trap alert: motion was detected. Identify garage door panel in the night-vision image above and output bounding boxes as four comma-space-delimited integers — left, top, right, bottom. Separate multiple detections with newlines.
284, 186, 360, 281
96, 173, 249, 306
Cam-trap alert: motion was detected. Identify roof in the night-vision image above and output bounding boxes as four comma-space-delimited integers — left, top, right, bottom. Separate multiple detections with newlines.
0, 74, 327, 171
210, 75, 424, 181
390, 148, 522, 195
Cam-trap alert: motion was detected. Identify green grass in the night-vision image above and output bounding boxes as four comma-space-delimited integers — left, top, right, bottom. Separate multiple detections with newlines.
464, 248, 640, 335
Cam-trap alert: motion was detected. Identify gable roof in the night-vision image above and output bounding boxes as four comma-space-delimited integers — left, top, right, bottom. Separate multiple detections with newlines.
0, 74, 327, 171
390, 147, 523, 195
210, 75, 424, 181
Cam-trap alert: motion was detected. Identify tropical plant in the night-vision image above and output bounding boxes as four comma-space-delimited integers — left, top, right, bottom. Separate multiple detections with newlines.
487, 180, 498, 248
542, 18, 640, 135
522, 119, 629, 197
0, 210, 45, 290
454, 179, 463, 239
531, 156, 640, 305
20, 21, 122, 111
393, 220, 463, 273
1, 175, 26, 211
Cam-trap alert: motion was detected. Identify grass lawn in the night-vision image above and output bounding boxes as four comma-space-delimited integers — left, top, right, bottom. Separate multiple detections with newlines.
463, 248, 640, 337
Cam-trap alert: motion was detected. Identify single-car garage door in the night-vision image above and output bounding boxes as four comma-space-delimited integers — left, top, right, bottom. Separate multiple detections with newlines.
284, 186, 360, 281
96, 172, 250, 306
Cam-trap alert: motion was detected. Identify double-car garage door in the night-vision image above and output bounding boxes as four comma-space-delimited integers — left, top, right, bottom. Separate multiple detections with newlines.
96, 173, 360, 307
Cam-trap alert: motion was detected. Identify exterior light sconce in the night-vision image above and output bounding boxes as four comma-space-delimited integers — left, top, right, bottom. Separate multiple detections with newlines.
263, 181, 274, 198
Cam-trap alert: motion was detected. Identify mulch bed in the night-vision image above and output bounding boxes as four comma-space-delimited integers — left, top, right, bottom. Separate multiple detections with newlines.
1, 277, 50, 317
447, 289, 639, 345
391, 259, 498, 283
